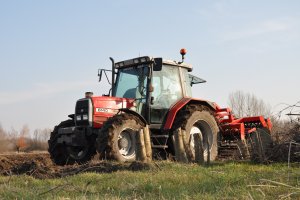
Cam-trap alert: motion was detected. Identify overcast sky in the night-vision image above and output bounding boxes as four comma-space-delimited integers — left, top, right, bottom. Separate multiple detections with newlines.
0, 0, 299, 131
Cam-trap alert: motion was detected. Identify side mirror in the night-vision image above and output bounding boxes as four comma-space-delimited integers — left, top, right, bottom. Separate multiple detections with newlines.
150, 96, 154, 105
153, 58, 162, 71
98, 69, 103, 82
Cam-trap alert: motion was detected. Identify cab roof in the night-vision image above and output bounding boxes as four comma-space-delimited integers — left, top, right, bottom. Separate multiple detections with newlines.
115, 56, 193, 72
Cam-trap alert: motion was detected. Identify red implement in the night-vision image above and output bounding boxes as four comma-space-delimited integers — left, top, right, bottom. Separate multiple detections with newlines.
214, 103, 272, 140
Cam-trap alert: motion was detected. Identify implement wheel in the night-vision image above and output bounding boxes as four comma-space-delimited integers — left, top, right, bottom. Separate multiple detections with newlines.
172, 105, 219, 161
248, 128, 273, 163
48, 120, 96, 165
96, 113, 144, 162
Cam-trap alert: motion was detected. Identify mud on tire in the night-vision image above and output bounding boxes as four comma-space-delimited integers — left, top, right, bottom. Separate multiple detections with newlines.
172, 104, 220, 161
96, 113, 144, 162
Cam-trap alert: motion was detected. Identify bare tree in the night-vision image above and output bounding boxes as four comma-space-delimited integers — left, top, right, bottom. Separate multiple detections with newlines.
33, 128, 51, 142
8, 125, 30, 152
0, 123, 9, 152
41, 128, 51, 142
33, 129, 40, 142
228, 90, 271, 118
29, 128, 51, 151
0, 123, 51, 152
2, 127, 19, 152
0, 123, 6, 138
8, 127, 18, 140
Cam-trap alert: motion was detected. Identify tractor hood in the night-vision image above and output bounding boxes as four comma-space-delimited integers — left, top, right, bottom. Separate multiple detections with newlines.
75, 96, 135, 128
91, 96, 135, 128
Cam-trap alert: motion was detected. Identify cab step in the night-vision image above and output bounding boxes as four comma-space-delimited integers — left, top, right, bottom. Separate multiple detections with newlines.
151, 144, 168, 149
151, 135, 169, 138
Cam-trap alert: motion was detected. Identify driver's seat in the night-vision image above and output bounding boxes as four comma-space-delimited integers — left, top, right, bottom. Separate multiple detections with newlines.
123, 88, 136, 98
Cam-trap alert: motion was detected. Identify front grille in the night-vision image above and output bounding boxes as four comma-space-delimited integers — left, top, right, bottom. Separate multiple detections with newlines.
75, 99, 91, 126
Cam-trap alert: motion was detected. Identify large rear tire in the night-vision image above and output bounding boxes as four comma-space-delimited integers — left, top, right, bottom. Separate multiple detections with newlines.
96, 113, 144, 162
172, 105, 219, 161
248, 128, 273, 163
48, 120, 96, 166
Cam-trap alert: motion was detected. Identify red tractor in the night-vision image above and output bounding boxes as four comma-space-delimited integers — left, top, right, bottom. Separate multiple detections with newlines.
48, 50, 273, 165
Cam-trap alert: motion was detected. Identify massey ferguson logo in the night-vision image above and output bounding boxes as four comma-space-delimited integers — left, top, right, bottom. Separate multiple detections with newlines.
96, 108, 109, 113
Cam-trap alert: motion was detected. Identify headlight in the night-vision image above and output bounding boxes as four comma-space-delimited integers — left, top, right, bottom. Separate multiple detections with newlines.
82, 114, 88, 120
76, 115, 81, 121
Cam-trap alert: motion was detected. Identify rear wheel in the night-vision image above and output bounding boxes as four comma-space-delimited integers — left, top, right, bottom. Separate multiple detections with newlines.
96, 113, 144, 162
248, 128, 273, 163
172, 105, 219, 161
48, 120, 96, 165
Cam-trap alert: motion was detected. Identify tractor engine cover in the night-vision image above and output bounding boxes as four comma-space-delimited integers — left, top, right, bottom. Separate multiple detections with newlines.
74, 96, 136, 129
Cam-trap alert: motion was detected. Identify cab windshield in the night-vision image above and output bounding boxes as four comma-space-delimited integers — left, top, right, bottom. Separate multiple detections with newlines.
114, 65, 149, 100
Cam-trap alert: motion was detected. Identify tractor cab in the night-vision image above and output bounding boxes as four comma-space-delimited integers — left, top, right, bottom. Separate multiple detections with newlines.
101, 53, 206, 126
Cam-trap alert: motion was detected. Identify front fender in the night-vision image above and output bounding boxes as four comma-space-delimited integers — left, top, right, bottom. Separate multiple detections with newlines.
119, 108, 147, 126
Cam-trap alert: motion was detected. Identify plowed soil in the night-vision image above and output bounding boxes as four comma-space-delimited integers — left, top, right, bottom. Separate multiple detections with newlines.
0, 152, 152, 179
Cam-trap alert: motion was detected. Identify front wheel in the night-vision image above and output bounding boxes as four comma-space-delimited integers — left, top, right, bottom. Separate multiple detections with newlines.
96, 113, 144, 162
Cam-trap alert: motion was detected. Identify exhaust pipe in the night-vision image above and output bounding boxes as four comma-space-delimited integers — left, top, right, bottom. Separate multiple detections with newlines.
109, 57, 115, 96
85, 92, 93, 98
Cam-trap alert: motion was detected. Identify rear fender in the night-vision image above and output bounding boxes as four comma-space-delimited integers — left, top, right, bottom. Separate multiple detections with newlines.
163, 98, 216, 130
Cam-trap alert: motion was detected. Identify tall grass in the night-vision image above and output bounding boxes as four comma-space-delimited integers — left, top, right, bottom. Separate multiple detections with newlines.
0, 161, 299, 199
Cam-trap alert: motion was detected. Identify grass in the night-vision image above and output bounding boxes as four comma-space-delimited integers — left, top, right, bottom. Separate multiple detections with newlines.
0, 161, 299, 200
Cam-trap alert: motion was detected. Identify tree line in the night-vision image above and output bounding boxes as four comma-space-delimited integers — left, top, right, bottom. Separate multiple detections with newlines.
0, 124, 51, 153
228, 90, 299, 143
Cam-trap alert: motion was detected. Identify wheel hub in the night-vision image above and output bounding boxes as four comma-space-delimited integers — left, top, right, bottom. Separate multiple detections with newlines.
118, 137, 129, 149
189, 123, 213, 156
118, 130, 134, 157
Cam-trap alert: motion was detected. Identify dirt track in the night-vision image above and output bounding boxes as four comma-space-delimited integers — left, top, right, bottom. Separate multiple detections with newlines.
0, 152, 152, 179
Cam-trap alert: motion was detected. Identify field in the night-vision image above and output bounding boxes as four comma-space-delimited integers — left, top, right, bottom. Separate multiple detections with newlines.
0, 153, 299, 199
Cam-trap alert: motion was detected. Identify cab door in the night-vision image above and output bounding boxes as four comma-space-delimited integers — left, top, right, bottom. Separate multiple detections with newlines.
150, 65, 183, 124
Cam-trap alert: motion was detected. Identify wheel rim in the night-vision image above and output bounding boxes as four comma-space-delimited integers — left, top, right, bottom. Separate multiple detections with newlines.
189, 120, 213, 156
118, 128, 136, 159
67, 146, 89, 160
